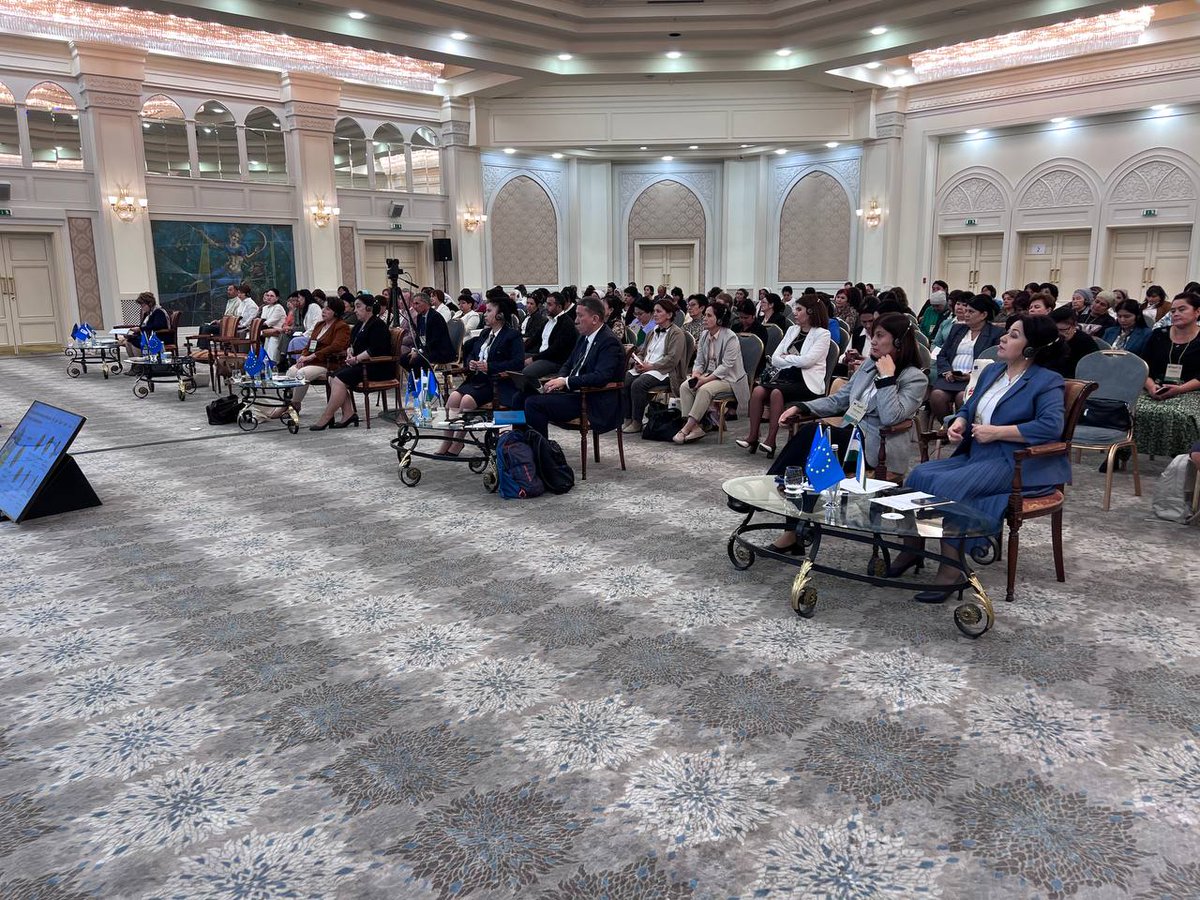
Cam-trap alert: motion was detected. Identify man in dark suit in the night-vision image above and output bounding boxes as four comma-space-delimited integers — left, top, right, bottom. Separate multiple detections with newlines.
522, 291, 548, 353
523, 296, 625, 438
523, 291, 578, 379
403, 292, 455, 372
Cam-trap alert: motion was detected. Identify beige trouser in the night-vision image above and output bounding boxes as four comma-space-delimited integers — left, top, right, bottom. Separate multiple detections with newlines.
679, 378, 735, 421
285, 364, 328, 407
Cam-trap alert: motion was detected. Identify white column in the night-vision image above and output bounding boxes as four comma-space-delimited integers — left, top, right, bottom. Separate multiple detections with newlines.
14, 102, 31, 166
723, 158, 761, 289
859, 100, 906, 286
235, 124, 249, 179
573, 159, 611, 286
442, 98, 484, 291
281, 73, 342, 290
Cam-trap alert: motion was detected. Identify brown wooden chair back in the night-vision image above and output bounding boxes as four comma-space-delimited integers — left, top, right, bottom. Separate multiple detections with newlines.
1061, 378, 1093, 445
218, 314, 239, 340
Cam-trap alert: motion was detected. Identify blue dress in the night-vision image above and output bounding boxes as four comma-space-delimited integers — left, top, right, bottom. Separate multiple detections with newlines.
906, 363, 1067, 546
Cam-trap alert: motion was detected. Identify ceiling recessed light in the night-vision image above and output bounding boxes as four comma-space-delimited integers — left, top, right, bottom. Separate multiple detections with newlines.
864, 62, 882, 70
825, 142, 839, 148
558, 53, 573, 61
1151, 104, 1169, 111
869, 26, 888, 35
775, 148, 787, 155
688, 145, 699, 150
965, 128, 980, 134
503, 147, 516, 154
639, 146, 649, 150
450, 31, 468, 40
662, 155, 674, 161
740, 144, 751, 148
893, 68, 909, 76
776, 48, 792, 57
1050, 117, 1067, 124
551, 152, 564, 159
348, 10, 366, 19
665, 50, 682, 59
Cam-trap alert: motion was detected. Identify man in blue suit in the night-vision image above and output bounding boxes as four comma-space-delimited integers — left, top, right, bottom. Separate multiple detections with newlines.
523, 296, 625, 438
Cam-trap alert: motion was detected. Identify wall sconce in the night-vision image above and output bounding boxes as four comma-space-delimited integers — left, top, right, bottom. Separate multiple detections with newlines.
107, 190, 148, 222
309, 198, 340, 228
856, 199, 882, 229
463, 207, 488, 232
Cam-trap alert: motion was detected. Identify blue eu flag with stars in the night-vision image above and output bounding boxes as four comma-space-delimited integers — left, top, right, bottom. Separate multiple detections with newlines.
244, 347, 263, 377
805, 425, 842, 493
146, 333, 164, 357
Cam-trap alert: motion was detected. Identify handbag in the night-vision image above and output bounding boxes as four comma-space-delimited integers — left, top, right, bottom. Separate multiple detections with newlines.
642, 406, 683, 441
205, 394, 240, 425
1080, 398, 1132, 432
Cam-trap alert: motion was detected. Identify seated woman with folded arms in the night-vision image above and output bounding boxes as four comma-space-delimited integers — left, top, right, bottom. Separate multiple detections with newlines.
1104, 298, 1152, 355
929, 293, 1005, 421
268, 297, 350, 419
765, 313, 928, 553
1134, 291, 1200, 459
621, 298, 687, 434
307, 296, 392, 430
436, 295, 525, 456
894, 315, 1068, 601
673, 302, 748, 443
737, 294, 832, 458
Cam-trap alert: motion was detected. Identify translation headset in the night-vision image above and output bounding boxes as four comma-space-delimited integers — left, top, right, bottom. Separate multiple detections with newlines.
1023, 335, 1062, 359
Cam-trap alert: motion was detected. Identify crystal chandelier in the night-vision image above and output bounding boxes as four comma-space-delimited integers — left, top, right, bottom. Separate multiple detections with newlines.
911, 6, 1155, 83
0, 0, 443, 93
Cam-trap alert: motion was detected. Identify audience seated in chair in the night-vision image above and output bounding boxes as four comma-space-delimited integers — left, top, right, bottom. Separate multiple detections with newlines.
402, 291, 456, 375
117, 292, 170, 357
1103, 299, 1152, 356
267, 297, 350, 420
523, 290, 577, 379
197, 284, 241, 349
621, 298, 687, 434
674, 301, 748, 444
1134, 291, 1200, 458
929, 293, 1005, 421
1049, 305, 1099, 378
258, 287, 287, 363
308, 296, 391, 431
737, 294, 833, 458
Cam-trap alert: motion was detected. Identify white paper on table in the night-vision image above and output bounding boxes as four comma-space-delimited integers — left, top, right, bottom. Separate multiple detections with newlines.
870, 491, 952, 512
915, 517, 945, 538
839, 477, 894, 495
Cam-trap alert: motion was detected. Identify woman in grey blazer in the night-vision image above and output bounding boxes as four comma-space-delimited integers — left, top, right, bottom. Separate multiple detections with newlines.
768, 313, 928, 495
674, 302, 750, 443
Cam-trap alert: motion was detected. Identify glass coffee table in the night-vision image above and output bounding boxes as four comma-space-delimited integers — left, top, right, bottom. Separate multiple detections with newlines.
723, 475, 1002, 637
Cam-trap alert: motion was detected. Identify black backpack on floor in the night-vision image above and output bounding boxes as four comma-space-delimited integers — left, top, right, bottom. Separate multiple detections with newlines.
525, 428, 575, 494
206, 395, 240, 425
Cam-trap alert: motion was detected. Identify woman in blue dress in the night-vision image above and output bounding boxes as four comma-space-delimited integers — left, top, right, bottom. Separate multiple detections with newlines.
894, 314, 1069, 602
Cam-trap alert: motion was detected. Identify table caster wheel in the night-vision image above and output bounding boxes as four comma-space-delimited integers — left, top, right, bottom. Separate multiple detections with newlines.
107, 363, 122, 376
67, 364, 82, 378
237, 409, 258, 431
185, 379, 198, 395
468, 455, 488, 474
867, 556, 887, 577
178, 389, 187, 401
400, 466, 422, 486
133, 383, 149, 398
287, 419, 299, 435
954, 601, 993, 638
483, 466, 499, 493
791, 585, 818, 618
727, 534, 755, 570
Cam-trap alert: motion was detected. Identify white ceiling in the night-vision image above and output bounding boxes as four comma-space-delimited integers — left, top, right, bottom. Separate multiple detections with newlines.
119, 0, 1158, 91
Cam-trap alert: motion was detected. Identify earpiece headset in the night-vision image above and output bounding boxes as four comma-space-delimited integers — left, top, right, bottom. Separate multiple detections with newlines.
1024, 335, 1062, 359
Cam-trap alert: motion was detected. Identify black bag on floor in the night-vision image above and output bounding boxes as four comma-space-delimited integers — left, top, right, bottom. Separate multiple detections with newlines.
642, 406, 682, 441
526, 428, 575, 494
1080, 398, 1132, 432
206, 395, 240, 425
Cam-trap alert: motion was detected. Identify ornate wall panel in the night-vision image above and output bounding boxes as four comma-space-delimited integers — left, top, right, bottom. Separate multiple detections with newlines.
490, 175, 559, 285
627, 179, 706, 285
1018, 170, 1095, 209
1111, 160, 1196, 203
338, 225, 357, 292
67, 216, 103, 327
941, 175, 1007, 215
778, 172, 851, 282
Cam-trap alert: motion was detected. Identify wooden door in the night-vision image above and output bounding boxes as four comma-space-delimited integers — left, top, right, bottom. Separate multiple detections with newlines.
1056, 231, 1092, 291
638, 244, 667, 291
363, 240, 425, 296
664, 244, 695, 294
1, 234, 60, 350
1149, 226, 1192, 293
940, 235, 976, 292
1107, 229, 1152, 295
975, 234, 1004, 292
1019, 233, 1056, 287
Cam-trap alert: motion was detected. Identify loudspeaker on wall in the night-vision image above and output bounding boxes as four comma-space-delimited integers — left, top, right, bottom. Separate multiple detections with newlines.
433, 238, 453, 262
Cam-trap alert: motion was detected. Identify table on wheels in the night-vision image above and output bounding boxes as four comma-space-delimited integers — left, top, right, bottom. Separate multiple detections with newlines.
229, 375, 306, 434
64, 340, 123, 379
391, 413, 510, 490
125, 355, 199, 400
722, 475, 1002, 637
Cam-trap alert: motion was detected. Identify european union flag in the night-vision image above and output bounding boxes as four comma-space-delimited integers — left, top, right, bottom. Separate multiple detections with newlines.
244, 347, 263, 377
404, 370, 417, 406
146, 333, 164, 357
805, 424, 842, 493
80, 323, 94, 339
426, 369, 439, 401
70, 324, 83, 341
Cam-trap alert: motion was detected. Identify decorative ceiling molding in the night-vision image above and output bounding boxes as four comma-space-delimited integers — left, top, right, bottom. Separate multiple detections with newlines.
618, 170, 716, 218
483, 163, 566, 213
774, 158, 859, 206
1018, 170, 1095, 210
941, 175, 1007, 215
1111, 160, 1196, 203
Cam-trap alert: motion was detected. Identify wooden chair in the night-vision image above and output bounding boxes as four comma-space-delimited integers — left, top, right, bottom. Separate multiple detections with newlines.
561, 345, 633, 479
155, 310, 182, 353
186, 314, 239, 392
918, 378, 1097, 603
220, 319, 265, 391
763, 323, 784, 358
348, 327, 405, 429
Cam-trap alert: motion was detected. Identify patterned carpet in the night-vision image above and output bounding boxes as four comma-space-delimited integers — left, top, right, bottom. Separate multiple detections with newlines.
0, 353, 1197, 899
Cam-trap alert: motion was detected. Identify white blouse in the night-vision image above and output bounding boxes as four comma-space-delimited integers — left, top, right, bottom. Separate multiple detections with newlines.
973, 370, 1020, 425
951, 332, 979, 374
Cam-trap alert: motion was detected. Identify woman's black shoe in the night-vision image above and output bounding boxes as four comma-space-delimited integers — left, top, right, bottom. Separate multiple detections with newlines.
769, 539, 805, 556
329, 414, 360, 429
885, 555, 924, 578
307, 421, 330, 431
1098, 447, 1131, 473
913, 586, 964, 604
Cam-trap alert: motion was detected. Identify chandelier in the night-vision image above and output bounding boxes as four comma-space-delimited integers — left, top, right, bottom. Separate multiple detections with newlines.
911, 6, 1155, 83
0, 0, 443, 93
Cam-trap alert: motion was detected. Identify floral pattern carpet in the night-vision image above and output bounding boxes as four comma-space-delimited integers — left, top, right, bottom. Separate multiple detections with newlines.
0, 353, 1197, 899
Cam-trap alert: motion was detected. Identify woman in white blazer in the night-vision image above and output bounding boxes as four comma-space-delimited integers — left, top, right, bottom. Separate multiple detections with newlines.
736, 294, 832, 458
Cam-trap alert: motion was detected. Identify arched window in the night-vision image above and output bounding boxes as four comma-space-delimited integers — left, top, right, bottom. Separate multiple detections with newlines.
372, 124, 407, 192
244, 107, 287, 183
195, 101, 238, 180
333, 118, 369, 189
141, 94, 189, 177
411, 126, 441, 194
26, 82, 81, 170
0, 82, 19, 166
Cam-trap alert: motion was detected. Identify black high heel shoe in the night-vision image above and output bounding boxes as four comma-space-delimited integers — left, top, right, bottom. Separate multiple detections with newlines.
913, 585, 965, 604
885, 555, 924, 578
735, 438, 759, 453
307, 421, 330, 431
769, 539, 805, 556
329, 414, 360, 429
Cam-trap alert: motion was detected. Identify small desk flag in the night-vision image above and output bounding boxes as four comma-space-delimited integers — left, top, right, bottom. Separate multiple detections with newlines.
70, 324, 84, 341
146, 333, 164, 358
244, 347, 263, 377
805, 424, 842, 493
140, 331, 151, 354
404, 370, 417, 406
426, 369, 439, 402
847, 425, 867, 489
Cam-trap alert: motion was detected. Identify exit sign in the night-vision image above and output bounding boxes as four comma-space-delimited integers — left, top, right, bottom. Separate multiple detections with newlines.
965, 218, 977, 226
0, 209, 11, 217
1142, 209, 1158, 217
390, 223, 403, 230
